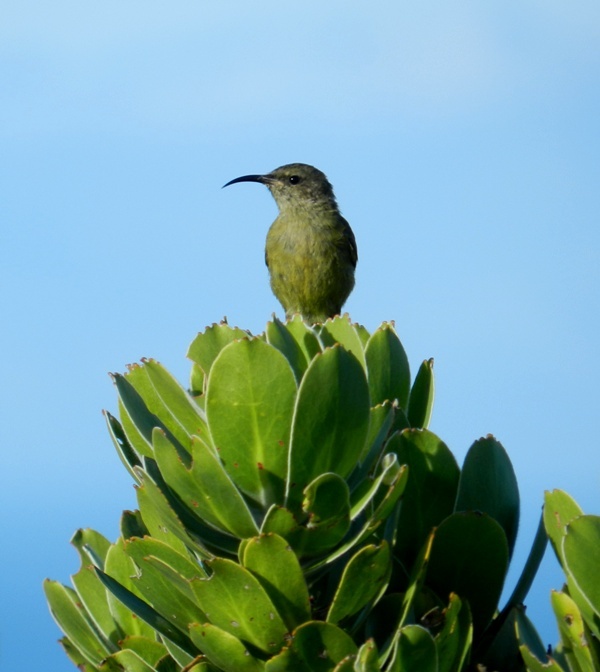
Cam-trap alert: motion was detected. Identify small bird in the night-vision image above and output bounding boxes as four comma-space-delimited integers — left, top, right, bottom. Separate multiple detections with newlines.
223, 163, 357, 324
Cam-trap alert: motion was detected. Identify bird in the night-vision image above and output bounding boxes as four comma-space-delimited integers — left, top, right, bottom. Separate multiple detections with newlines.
223, 163, 357, 324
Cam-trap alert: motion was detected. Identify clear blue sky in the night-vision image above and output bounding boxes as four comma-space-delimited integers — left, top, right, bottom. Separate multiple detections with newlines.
1, 2, 599, 669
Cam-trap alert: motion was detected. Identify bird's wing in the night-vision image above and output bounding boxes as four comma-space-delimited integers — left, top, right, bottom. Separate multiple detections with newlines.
265, 249, 269, 268
341, 216, 358, 268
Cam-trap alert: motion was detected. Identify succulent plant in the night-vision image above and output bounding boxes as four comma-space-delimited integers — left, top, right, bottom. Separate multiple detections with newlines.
45, 315, 552, 671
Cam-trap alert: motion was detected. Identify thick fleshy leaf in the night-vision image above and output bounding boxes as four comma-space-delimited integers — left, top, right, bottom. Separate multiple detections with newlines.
318, 314, 367, 369
95, 568, 197, 656
364, 323, 410, 409
287, 345, 370, 510
389, 625, 437, 672
426, 512, 509, 637
264, 621, 357, 672
242, 533, 311, 630
563, 516, 600, 627
434, 593, 472, 672
117, 390, 155, 459
327, 542, 391, 624
71, 562, 121, 648
475, 605, 529, 672
187, 322, 250, 377
189, 558, 288, 654
153, 429, 258, 539
551, 590, 597, 672
389, 429, 460, 566
189, 623, 265, 672
455, 435, 520, 559
103, 541, 155, 640
350, 451, 406, 521
406, 358, 434, 429
544, 489, 584, 564
44, 580, 113, 666
118, 635, 170, 668
135, 468, 205, 558
266, 315, 310, 382
351, 639, 380, 672
306, 460, 408, 573
260, 496, 348, 559
206, 338, 297, 506
71, 528, 112, 569
513, 606, 549, 665
104, 411, 143, 480
124, 537, 208, 629
519, 646, 566, 672
351, 401, 395, 482
282, 314, 322, 363
542, 491, 599, 640
99, 648, 161, 672
141, 358, 209, 444
120, 510, 148, 542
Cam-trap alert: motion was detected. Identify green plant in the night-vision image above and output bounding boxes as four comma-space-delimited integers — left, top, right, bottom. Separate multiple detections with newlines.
518, 490, 600, 672
45, 316, 549, 671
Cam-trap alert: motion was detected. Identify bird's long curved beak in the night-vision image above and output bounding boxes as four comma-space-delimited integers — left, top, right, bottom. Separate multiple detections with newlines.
222, 174, 265, 188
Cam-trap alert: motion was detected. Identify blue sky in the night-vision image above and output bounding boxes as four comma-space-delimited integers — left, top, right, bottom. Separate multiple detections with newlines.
1, 2, 599, 669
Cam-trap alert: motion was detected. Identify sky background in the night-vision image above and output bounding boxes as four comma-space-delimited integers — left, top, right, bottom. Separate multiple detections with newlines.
1, 2, 599, 669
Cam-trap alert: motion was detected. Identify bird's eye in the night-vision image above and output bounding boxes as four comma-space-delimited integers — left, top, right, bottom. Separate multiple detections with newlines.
289, 175, 301, 185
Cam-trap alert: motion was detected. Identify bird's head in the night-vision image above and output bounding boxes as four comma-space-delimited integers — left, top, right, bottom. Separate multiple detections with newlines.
223, 163, 338, 212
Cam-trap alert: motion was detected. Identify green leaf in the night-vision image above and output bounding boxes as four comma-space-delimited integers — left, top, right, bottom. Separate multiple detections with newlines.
103, 540, 156, 641
327, 542, 391, 624
94, 568, 197, 657
455, 435, 520, 559
242, 533, 311, 630
514, 605, 549, 664
123, 537, 208, 629
58, 636, 98, 672
434, 593, 472, 672
117, 386, 156, 459
189, 623, 266, 672
307, 460, 408, 574
264, 621, 357, 672
350, 450, 407, 521
364, 322, 410, 409
519, 646, 566, 672
351, 401, 395, 482
44, 579, 113, 666
135, 468, 205, 558
206, 338, 297, 506
389, 429, 460, 566
99, 648, 161, 672
287, 345, 370, 510
119, 635, 170, 667
318, 314, 367, 369
388, 625, 437, 672
104, 411, 143, 480
71, 561, 121, 648
352, 639, 380, 672
187, 322, 251, 376
266, 315, 310, 382
283, 314, 322, 363
153, 429, 259, 539
141, 358, 209, 446
563, 515, 600, 637
475, 605, 529, 672
298, 473, 351, 553
544, 489, 584, 565
407, 358, 434, 429
189, 557, 288, 655
426, 512, 509, 637
551, 590, 597, 672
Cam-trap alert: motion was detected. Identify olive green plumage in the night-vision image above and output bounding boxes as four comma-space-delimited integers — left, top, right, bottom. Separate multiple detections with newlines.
224, 163, 357, 324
